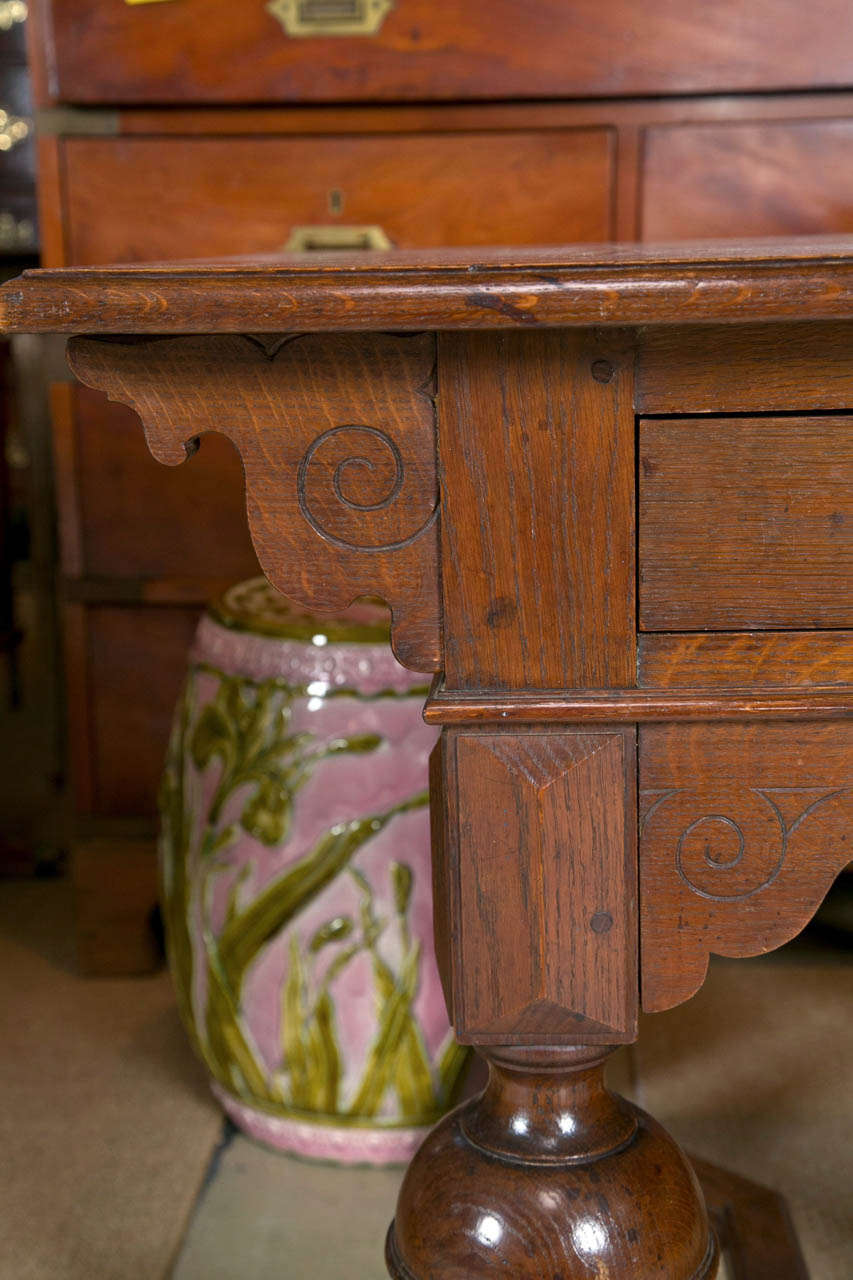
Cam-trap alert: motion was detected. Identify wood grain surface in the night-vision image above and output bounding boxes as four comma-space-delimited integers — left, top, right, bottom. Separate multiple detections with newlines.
389, 1045, 715, 1280
7, 238, 852, 1279
36, 0, 853, 105
643, 120, 853, 241
425, 682, 853, 723
435, 728, 637, 1044
438, 330, 635, 690
65, 332, 441, 671
693, 1158, 808, 1280
105, 93, 853, 139
85, 604, 201, 816
639, 416, 853, 631
53, 384, 257, 582
61, 132, 614, 264
639, 632, 853, 689
640, 722, 853, 1012
6, 239, 853, 334
637, 322, 853, 415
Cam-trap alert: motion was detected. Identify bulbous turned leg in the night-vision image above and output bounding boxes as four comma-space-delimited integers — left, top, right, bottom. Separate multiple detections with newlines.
386, 1045, 717, 1280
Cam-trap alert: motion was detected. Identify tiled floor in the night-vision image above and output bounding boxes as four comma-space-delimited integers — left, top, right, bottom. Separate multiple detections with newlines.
172, 1129, 404, 1280
2, 878, 851, 1279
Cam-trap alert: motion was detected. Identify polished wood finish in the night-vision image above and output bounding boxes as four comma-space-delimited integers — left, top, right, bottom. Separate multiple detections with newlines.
435, 727, 636, 1043
388, 1045, 716, 1280
438, 331, 634, 690
3, 240, 848, 1276
639, 415, 853, 631
65, 331, 440, 670
65, 596, 207, 973
28, 0, 853, 982
637, 321, 853, 414
694, 1158, 809, 1280
104, 93, 853, 137
53, 384, 257, 582
639, 632, 853, 689
640, 722, 853, 1012
34, 0, 853, 105
643, 120, 853, 240
9, 239, 853, 334
61, 131, 614, 263
86, 604, 200, 814
72, 827, 161, 975
0, 341, 21, 710
425, 681, 853, 723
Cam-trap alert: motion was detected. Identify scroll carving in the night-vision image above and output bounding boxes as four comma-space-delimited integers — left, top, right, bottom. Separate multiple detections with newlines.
296, 424, 438, 552
66, 332, 440, 671
640, 723, 853, 1012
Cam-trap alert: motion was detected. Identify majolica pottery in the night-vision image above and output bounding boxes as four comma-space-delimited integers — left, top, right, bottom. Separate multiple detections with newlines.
159, 578, 468, 1164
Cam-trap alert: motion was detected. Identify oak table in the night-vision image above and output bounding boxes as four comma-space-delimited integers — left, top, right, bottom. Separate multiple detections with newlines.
3, 240, 851, 1278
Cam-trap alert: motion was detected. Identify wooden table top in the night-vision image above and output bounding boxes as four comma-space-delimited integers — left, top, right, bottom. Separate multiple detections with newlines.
3, 235, 853, 333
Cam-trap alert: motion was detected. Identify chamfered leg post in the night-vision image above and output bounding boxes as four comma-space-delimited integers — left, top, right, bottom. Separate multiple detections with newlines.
386, 726, 717, 1280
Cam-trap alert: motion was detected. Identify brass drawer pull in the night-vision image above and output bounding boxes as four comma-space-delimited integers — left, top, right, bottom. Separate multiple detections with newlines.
267, 0, 394, 37
285, 224, 392, 252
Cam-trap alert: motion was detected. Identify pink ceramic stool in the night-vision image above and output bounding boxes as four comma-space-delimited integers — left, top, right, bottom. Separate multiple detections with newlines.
159, 578, 469, 1164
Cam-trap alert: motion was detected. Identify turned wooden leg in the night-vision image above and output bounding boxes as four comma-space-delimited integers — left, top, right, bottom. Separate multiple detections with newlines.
386, 725, 717, 1279
387, 1044, 716, 1279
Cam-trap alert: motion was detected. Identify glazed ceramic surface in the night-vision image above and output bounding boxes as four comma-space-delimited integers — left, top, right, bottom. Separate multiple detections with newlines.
159, 578, 468, 1164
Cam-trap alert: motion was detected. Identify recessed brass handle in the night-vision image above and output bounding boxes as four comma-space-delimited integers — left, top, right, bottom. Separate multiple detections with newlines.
125, 0, 179, 6
284, 224, 393, 252
267, 0, 394, 37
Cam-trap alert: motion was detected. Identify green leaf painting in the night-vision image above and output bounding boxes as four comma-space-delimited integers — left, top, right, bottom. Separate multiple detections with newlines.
159, 665, 469, 1127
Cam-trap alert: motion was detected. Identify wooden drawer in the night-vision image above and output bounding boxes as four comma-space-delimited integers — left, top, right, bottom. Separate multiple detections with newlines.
53, 384, 258, 581
61, 131, 614, 264
639, 416, 853, 631
37, 0, 853, 106
69, 603, 200, 815
642, 120, 853, 239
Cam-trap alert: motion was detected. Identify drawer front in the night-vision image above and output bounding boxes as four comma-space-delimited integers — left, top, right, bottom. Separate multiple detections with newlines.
54, 385, 258, 581
639, 416, 853, 631
642, 120, 853, 240
86, 605, 200, 814
42, 0, 853, 105
62, 131, 613, 264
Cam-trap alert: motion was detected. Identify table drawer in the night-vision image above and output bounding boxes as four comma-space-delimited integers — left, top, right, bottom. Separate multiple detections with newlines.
39, 0, 853, 105
641, 120, 853, 240
639, 416, 853, 631
61, 131, 613, 264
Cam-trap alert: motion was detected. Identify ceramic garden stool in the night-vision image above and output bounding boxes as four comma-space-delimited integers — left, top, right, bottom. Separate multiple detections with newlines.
4, 239, 851, 1278
159, 576, 468, 1164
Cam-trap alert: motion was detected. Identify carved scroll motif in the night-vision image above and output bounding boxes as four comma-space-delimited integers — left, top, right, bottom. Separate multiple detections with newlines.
296, 424, 438, 553
66, 332, 440, 671
640, 775, 853, 1012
